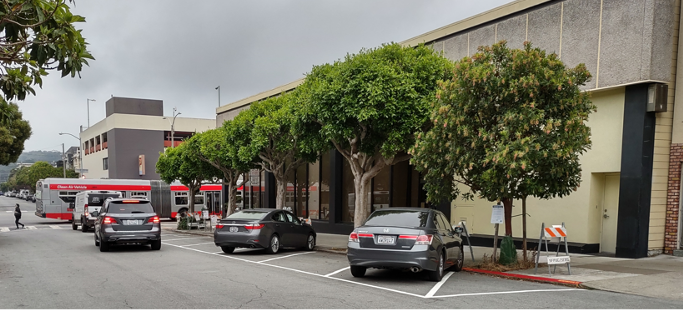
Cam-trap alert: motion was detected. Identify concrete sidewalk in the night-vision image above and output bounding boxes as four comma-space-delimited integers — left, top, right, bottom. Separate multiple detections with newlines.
163, 226, 683, 301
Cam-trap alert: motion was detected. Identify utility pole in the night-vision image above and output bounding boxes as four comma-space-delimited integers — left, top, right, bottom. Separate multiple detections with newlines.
171, 108, 181, 148
62, 143, 66, 178
215, 86, 220, 107
87, 98, 96, 128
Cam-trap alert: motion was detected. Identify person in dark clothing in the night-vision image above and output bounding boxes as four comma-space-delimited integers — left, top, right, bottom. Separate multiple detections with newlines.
14, 204, 24, 229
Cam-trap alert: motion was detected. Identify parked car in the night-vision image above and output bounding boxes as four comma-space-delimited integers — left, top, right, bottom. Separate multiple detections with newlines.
346, 207, 464, 282
25, 193, 34, 202
73, 190, 122, 232
94, 198, 161, 252
214, 208, 316, 254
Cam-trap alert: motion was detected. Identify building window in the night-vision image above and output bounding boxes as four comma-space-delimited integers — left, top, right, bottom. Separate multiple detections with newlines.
307, 161, 320, 220
372, 165, 390, 211
341, 160, 355, 223
103, 158, 108, 170
320, 152, 330, 220
295, 164, 307, 218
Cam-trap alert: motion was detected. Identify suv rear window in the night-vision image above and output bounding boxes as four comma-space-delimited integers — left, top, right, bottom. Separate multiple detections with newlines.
226, 211, 268, 220
364, 210, 429, 228
107, 201, 154, 214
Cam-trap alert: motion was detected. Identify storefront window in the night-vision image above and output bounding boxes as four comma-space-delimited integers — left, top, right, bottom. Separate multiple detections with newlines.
286, 166, 296, 212
295, 164, 308, 218
320, 152, 330, 220
260, 170, 266, 208
372, 165, 390, 211
307, 161, 320, 219
392, 161, 409, 207
411, 166, 420, 208
341, 160, 356, 223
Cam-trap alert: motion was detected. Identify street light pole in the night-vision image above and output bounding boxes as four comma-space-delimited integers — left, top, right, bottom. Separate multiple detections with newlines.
60, 132, 82, 178
166, 108, 181, 148
87, 98, 96, 128
215, 86, 220, 107
62, 143, 66, 178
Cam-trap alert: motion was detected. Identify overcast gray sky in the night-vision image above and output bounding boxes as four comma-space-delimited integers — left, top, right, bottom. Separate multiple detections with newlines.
21, 0, 512, 152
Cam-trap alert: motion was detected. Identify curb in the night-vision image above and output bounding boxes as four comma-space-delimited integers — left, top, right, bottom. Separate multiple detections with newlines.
462, 267, 583, 287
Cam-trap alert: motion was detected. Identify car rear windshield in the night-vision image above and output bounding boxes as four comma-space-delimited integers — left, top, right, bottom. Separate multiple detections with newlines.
364, 210, 429, 228
88, 194, 120, 206
107, 202, 154, 214
226, 211, 268, 220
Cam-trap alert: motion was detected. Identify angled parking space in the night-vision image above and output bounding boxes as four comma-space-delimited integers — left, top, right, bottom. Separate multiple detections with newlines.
258, 251, 351, 276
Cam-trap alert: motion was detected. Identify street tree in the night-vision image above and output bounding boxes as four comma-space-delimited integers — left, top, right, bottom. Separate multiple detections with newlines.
410, 41, 595, 260
156, 139, 219, 214
195, 124, 251, 217
232, 93, 318, 210
0, 102, 31, 165
0, 0, 94, 102
297, 43, 453, 227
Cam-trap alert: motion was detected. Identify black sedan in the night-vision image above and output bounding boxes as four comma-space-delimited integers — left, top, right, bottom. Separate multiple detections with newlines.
347, 208, 464, 282
214, 208, 316, 254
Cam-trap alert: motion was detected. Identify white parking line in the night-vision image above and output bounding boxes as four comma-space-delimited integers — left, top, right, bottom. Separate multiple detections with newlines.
25, 226, 37, 230
0, 227, 9, 232
163, 242, 583, 300
425, 271, 454, 297
180, 242, 215, 247
324, 267, 350, 277
164, 237, 210, 242
257, 252, 315, 263
49, 225, 62, 229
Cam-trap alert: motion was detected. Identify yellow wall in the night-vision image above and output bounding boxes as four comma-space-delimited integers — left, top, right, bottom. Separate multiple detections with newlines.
451, 88, 625, 245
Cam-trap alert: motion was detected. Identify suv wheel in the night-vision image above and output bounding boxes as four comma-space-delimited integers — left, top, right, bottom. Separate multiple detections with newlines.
81, 218, 88, 232
99, 236, 110, 252
72, 222, 77, 230
350, 266, 366, 278
150, 239, 161, 251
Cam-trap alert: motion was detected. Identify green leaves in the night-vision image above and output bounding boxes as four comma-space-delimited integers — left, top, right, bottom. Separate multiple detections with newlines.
0, 0, 94, 101
411, 41, 595, 205
0, 100, 31, 165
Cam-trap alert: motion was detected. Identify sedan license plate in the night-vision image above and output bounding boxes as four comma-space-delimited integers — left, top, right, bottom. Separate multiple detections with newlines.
125, 220, 140, 225
229, 226, 238, 232
377, 235, 396, 244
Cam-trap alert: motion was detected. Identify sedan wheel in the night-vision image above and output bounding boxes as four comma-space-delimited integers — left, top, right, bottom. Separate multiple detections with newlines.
266, 234, 280, 254
305, 234, 315, 251
221, 246, 235, 254
350, 266, 366, 278
428, 253, 445, 282
453, 246, 464, 272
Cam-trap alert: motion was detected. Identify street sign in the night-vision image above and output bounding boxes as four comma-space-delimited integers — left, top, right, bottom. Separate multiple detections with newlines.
490, 205, 504, 224
547, 256, 571, 264
75, 169, 88, 173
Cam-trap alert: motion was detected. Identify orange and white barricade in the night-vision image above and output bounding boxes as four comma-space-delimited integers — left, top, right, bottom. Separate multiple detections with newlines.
535, 222, 571, 275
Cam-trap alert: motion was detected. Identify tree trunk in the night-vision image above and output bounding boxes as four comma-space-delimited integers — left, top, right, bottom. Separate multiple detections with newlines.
226, 185, 237, 218
352, 175, 371, 228
502, 198, 513, 236
522, 196, 528, 261
275, 175, 286, 210
189, 187, 196, 214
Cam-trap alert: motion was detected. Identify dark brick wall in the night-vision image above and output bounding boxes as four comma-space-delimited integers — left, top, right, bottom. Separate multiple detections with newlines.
664, 143, 682, 254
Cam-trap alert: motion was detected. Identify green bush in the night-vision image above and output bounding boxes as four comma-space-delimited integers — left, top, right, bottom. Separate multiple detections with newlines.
499, 236, 518, 265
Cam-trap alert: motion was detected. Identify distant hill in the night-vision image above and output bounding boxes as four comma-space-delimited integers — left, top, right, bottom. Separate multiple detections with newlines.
0, 151, 63, 182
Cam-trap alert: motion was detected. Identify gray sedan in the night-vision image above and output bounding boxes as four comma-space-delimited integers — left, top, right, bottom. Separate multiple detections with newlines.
347, 208, 464, 282
214, 209, 316, 254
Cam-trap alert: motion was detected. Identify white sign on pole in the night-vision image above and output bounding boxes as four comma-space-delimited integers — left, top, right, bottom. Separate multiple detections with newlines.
210, 215, 218, 226
547, 256, 571, 264
202, 210, 209, 220
491, 205, 504, 224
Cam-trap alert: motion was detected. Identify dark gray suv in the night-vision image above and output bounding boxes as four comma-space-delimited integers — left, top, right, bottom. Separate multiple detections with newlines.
94, 198, 161, 252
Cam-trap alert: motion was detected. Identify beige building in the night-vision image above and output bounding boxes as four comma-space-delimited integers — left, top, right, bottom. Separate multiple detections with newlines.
216, 0, 682, 258
81, 97, 215, 180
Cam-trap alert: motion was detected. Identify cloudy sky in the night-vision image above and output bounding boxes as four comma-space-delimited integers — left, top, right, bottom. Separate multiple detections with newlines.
21, 0, 512, 152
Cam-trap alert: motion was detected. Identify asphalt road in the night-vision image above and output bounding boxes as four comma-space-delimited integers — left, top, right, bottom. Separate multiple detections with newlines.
0, 196, 681, 309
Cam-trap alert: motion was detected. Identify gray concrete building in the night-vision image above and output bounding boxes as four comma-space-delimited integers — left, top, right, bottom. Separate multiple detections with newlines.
80, 97, 215, 180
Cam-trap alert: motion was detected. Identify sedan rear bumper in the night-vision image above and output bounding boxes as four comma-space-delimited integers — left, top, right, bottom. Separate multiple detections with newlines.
347, 245, 440, 271
214, 231, 268, 249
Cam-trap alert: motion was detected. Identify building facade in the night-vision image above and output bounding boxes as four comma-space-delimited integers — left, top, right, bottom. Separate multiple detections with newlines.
81, 97, 215, 180
216, 0, 682, 258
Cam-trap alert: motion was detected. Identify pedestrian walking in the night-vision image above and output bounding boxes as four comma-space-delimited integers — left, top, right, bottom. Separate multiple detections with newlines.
14, 203, 24, 229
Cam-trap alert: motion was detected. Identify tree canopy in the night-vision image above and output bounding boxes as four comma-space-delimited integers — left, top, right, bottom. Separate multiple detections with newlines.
2, 161, 77, 191
0, 0, 93, 102
410, 41, 595, 240
297, 43, 454, 227
0, 102, 31, 165
233, 92, 318, 210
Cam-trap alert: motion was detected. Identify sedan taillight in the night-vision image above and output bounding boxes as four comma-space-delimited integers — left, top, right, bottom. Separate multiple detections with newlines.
147, 216, 160, 224
103, 217, 115, 225
216, 224, 224, 229
415, 235, 433, 245
244, 223, 264, 230
349, 232, 359, 242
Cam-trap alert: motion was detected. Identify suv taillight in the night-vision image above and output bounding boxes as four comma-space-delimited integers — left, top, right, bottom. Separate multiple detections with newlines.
147, 216, 160, 224
103, 217, 115, 225
415, 235, 433, 245
349, 232, 359, 243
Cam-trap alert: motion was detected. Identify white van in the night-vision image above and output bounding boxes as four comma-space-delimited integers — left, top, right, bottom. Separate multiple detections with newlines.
72, 191, 122, 232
